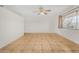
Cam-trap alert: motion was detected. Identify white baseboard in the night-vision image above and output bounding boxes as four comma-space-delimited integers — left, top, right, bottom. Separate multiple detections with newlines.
0, 33, 24, 48
56, 33, 79, 45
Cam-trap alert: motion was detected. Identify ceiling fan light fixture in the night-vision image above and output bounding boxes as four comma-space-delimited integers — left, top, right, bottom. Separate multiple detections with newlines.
34, 6, 51, 15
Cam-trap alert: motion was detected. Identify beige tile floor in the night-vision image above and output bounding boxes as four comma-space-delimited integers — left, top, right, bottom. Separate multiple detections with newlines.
0, 33, 79, 53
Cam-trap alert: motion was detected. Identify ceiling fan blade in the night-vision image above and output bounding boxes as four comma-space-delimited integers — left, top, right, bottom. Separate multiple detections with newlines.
46, 10, 51, 12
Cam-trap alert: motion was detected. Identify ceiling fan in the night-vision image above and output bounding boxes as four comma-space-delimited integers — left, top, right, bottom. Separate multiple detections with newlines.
34, 6, 51, 15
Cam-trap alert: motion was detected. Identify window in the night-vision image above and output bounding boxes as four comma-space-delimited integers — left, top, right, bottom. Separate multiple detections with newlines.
58, 7, 79, 30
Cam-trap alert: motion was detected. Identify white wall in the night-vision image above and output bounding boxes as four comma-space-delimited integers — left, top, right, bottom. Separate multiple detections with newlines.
0, 7, 24, 48
55, 16, 79, 44
24, 15, 56, 33
24, 13, 79, 44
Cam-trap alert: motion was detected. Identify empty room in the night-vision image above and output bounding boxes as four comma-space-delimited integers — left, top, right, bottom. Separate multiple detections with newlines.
0, 5, 79, 53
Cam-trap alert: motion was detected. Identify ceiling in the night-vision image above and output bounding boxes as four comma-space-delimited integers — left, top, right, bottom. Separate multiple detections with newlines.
4, 5, 75, 17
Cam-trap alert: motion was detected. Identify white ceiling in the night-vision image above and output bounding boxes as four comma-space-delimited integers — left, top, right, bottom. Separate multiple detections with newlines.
4, 5, 75, 17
